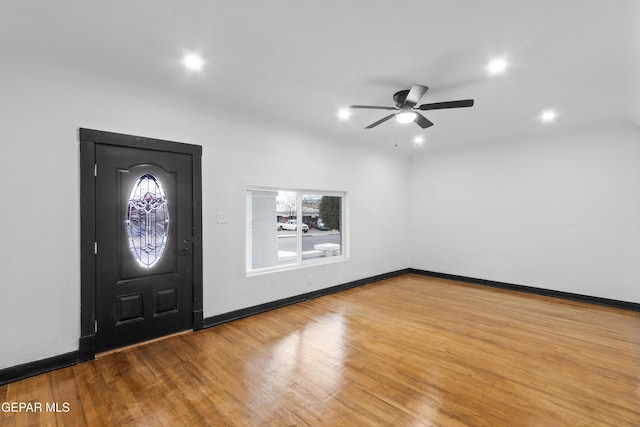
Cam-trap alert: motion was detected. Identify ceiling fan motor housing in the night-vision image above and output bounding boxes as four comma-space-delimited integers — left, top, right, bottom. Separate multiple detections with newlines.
393, 90, 410, 107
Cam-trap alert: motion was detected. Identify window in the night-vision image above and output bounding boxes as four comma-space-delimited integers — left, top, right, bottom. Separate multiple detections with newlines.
246, 188, 346, 273
126, 174, 170, 268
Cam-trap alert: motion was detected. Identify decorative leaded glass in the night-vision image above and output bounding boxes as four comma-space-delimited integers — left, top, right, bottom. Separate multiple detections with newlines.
126, 174, 169, 268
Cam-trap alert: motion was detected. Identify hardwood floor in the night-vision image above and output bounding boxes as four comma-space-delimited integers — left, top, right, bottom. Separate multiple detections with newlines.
2, 274, 639, 426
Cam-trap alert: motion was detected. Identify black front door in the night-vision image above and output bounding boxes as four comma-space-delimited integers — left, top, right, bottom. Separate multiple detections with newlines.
95, 144, 194, 352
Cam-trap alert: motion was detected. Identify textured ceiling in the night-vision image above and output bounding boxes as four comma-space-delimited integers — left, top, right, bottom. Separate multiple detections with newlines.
3, 0, 638, 151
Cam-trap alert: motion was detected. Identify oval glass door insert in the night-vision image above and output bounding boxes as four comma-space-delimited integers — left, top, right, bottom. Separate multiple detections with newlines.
126, 174, 169, 268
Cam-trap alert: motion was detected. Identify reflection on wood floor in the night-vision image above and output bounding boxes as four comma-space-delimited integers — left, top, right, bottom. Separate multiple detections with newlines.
2, 274, 639, 426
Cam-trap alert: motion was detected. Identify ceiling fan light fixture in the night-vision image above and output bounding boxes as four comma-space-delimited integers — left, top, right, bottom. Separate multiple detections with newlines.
396, 110, 417, 124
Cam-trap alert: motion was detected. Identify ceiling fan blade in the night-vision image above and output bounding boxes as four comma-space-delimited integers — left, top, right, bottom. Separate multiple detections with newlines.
404, 85, 429, 107
350, 105, 397, 110
414, 113, 434, 129
417, 99, 474, 110
365, 113, 396, 129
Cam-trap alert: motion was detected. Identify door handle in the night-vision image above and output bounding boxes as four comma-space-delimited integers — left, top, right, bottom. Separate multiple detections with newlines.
179, 236, 193, 254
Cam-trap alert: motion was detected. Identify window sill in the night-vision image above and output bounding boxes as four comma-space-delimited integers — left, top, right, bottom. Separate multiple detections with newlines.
246, 255, 348, 277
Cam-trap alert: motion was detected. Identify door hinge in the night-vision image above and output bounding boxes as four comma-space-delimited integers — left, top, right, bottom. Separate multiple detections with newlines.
95, 320, 98, 333
94, 164, 97, 176
94, 242, 98, 255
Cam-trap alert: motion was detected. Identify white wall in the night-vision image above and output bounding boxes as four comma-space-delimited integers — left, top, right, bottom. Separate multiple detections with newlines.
201, 115, 411, 317
0, 57, 410, 369
202, 121, 410, 316
408, 122, 640, 303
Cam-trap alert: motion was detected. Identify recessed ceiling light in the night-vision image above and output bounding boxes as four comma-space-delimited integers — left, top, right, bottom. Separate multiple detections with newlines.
413, 135, 425, 146
337, 108, 351, 121
540, 109, 558, 123
487, 57, 508, 76
182, 53, 205, 72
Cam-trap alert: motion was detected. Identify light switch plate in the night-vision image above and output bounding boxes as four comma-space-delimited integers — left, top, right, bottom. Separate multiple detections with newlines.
216, 212, 228, 224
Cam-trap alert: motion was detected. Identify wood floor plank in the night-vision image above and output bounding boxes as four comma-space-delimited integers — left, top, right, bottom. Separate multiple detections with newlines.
1, 274, 639, 426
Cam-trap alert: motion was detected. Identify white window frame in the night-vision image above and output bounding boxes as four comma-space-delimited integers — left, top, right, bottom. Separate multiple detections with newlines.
246, 186, 348, 275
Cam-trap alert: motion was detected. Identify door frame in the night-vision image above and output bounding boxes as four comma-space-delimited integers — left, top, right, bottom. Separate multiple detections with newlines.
79, 128, 203, 361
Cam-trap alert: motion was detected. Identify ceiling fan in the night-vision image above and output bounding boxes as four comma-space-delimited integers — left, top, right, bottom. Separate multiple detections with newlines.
350, 84, 474, 129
